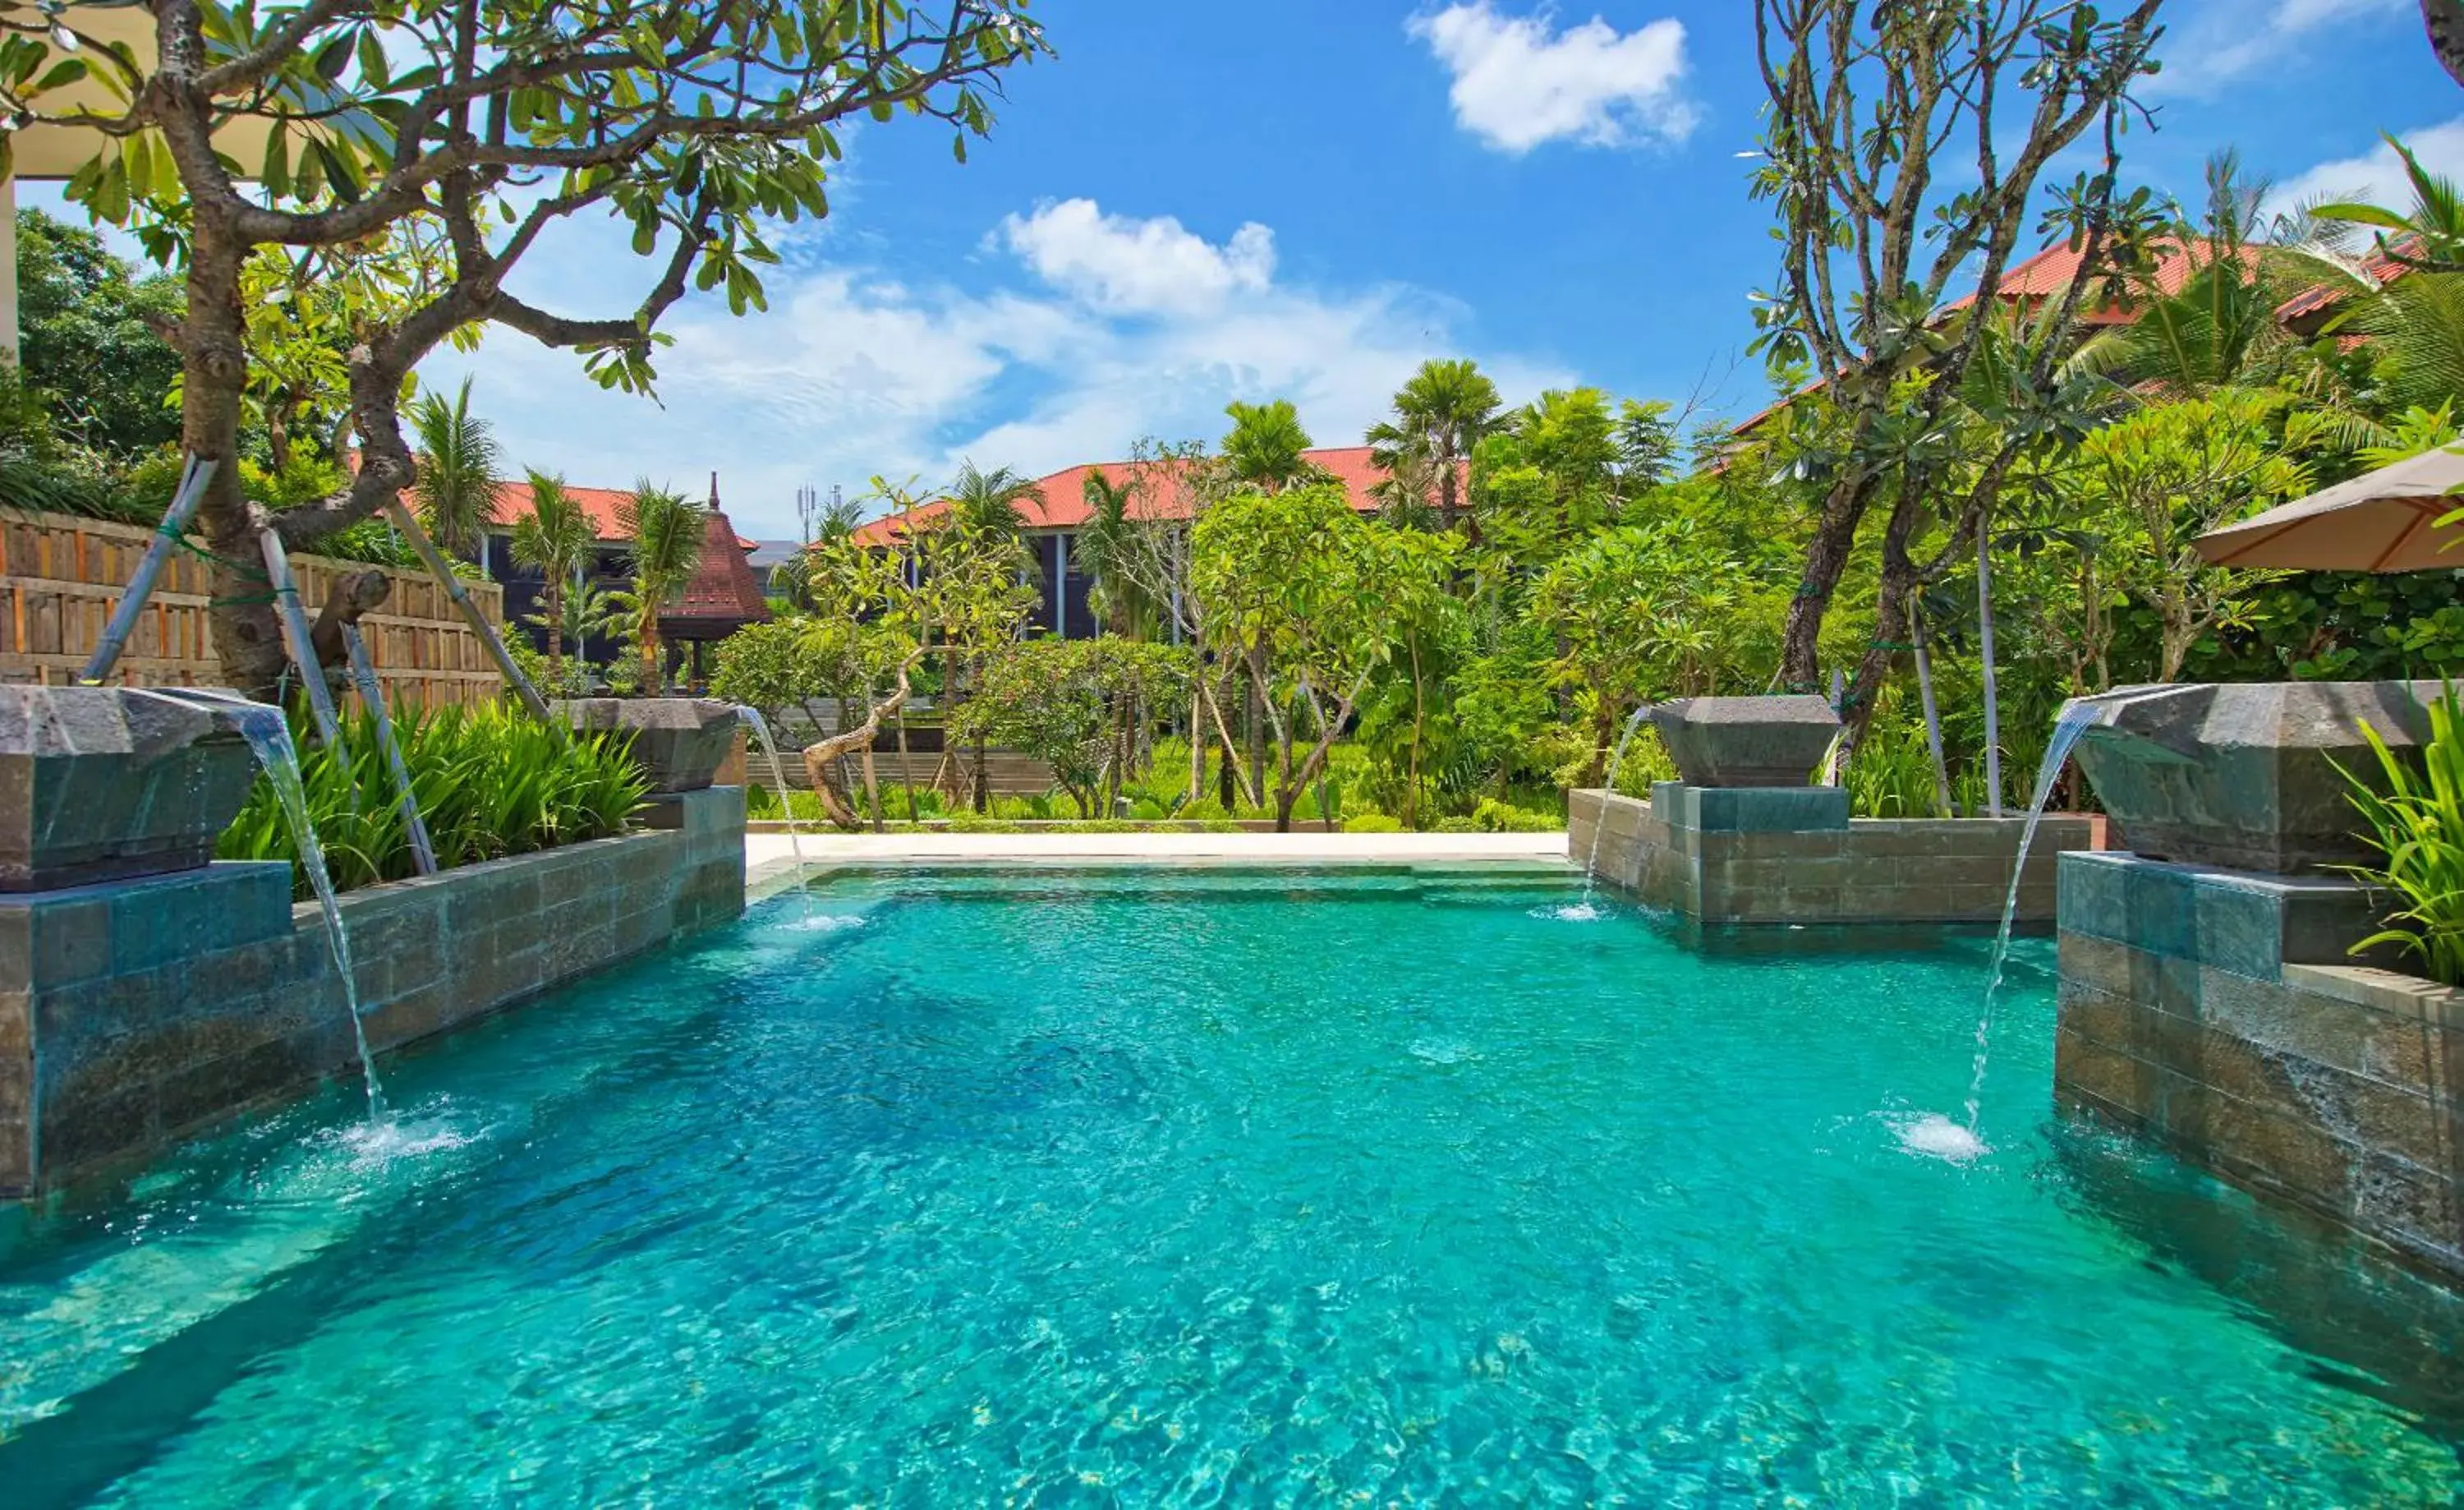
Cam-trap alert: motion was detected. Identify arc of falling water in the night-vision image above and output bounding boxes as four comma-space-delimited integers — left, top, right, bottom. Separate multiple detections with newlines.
737, 707, 815, 918
136, 688, 387, 1121
1965, 685, 2177, 1133
1579, 703, 1657, 911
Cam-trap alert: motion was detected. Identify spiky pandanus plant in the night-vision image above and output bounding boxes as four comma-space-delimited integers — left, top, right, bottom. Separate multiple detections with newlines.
408, 377, 506, 560
618, 480, 704, 693
509, 470, 598, 683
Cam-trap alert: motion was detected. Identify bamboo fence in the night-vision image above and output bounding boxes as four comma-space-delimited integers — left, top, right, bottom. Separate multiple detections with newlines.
0, 508, 507, 710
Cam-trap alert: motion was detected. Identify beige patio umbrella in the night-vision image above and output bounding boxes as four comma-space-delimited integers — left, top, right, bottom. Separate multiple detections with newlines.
2195, 447, 2464, 573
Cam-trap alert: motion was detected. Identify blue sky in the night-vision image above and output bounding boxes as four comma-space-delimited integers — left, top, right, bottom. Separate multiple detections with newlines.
33, 0, 2464, 538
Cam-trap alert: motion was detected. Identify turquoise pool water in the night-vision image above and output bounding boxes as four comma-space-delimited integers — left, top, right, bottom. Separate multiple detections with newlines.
3, 864, 2461, 1504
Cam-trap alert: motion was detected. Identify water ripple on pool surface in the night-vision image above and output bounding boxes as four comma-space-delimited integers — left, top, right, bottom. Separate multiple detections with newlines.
3, 864, 2462, 1505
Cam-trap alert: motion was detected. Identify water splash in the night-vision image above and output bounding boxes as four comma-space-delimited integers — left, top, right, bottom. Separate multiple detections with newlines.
777, 913, 867, 935
1895, 1112, 1989, 1164
1578, 703, 1657, 909
138, 689, 384, 1121
738, 706, 814, 919
1536, 901, 1605, 923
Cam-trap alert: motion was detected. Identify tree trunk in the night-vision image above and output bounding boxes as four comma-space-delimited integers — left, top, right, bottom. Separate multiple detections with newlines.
1245, 666, 1268, 809
1188, 684, 1206, 805
1776, 474, 1878, 694
896, 708, 918, 823
2428, 0, 2464, 89
802, 661, 917, 832
544, 575, 566, 680
186, 220, 288, 700
1977, 528, 2004, 819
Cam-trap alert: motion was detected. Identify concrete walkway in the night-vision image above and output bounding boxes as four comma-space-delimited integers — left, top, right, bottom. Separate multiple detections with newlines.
747, 830, 1570, 871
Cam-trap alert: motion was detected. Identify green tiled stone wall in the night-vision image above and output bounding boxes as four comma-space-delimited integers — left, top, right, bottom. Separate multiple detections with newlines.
1567, 785, 2090, 926
2054, 849, 2462, 1285
0, 786, 747, 1195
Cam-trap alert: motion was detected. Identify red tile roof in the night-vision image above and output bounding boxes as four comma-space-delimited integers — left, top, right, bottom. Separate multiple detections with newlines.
490, 476, 759, 550
1733, 237, 2407, 437
660, 505, 774, 634
848, 446, 1399, 547
1941, 238, 2269, 326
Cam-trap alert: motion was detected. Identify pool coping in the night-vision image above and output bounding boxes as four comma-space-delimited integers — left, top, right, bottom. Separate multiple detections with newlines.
745, 831, 1570, 901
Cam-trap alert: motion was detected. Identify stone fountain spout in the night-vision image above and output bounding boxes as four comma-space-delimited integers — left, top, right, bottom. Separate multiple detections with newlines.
2069, 680, 2442, 874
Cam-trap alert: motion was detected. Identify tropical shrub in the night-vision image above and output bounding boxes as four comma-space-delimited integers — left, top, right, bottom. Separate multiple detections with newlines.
2342, 691, 2464, 986
1846, 714, 1946, 819
949, 637, 1195, 818
1470, 799, 1564, 833
1343, 813, 1404, 834
218, 703, 648, 897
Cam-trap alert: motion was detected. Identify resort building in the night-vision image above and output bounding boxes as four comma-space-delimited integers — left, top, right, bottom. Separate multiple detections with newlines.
845, 445, 1404, 639
480, 475, 764, 670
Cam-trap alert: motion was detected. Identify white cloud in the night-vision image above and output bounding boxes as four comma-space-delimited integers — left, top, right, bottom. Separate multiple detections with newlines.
2157, 0, 2407, 93
1406, 2, 1694, 154
2273, 117, 2464, 215
999, 199, 1275, 316
421, 200, 1572, 537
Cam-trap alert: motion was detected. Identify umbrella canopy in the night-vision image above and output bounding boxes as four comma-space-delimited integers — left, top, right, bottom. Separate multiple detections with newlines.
2194, 447, 2464, 573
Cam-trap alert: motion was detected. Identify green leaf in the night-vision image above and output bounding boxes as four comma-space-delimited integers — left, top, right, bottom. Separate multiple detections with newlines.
313, 34, 352, 82
30, 56, 86, 93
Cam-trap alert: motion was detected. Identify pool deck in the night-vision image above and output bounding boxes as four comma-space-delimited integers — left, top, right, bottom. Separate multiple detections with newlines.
746, 831, 1570, 886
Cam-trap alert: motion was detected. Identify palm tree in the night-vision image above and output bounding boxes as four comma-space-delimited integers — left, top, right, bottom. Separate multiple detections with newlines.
618, 479, 704, 692
1076, 468, 1155, 636
508, 468, 596, 680
408, 376, 505, 559
1221, 398, 1316, 490
533, 574, 629, 656
2069, 155, 2333, 402
1366, 358, 1501, 530
947, 460, 1046, 540
2310, 135, 2464, 273
2300, 137, 2464, 417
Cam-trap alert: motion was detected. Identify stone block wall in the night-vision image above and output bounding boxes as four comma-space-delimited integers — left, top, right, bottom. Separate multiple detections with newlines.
1568, 785, 2094, 925
0, 786, 746, 1195
2054, 850, 2462, 1283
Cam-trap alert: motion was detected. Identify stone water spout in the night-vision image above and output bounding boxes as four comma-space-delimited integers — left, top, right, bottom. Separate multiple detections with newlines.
2066, 681, 2443, 874
1648, 695, 1841, 788
0, 685, 259, 891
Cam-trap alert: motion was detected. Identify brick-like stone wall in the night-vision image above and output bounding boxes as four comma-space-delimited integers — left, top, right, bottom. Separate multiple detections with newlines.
0, 785, 746, 1195
1568, 785, 2093, 925
2054, 850, 2461, 1283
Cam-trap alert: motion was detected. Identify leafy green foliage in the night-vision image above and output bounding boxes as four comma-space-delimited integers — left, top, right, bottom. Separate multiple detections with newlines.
618, 480, 705, 691
11, 209, 182, 456
2342, 691, 2464, 986
216, 704, 649, 898
949, 638, 1195, 817
1221, 399, 1317, 491
410, 378, 507, 559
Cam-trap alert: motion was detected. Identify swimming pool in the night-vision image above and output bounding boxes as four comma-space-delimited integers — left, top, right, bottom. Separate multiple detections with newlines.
3, 864, 2458, 1503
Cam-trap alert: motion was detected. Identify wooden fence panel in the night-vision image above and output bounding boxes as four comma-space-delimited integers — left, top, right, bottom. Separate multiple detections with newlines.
0, 509, 508, 711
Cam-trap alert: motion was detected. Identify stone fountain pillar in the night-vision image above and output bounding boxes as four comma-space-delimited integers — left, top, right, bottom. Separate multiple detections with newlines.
1568, 694, 2099, 927
0, 688, 284, 1195
552, 696, 746, 833
2053, 681, 2464, 1283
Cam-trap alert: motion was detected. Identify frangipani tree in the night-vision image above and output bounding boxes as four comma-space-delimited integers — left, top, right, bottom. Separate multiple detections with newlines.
0, 0, 1046, 697
1193, 482, 1398, 832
